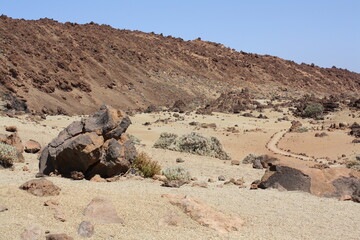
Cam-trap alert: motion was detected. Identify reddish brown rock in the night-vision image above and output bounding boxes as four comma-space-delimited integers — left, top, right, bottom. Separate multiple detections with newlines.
158, 211, 182, 226
21, 225, 41, 240
19, 178, 61, 197
84, 197, 124, 224
24, 140, 41, 153
90, 174, 106, 182
5, 125, 17, 132
163, 194, 244, 233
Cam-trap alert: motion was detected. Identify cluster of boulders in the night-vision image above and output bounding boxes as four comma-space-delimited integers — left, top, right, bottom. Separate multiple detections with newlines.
196, 89, 262, 115
0, 126, 41, 168
38, 105, 137, 179
350, 122, 360, 138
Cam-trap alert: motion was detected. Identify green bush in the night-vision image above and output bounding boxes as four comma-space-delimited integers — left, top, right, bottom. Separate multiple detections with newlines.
0, 143, 18, 168
153, 133, 178, 149
301, 103, 324, 118
133, 152, 161, 178
162, 166, 191, 181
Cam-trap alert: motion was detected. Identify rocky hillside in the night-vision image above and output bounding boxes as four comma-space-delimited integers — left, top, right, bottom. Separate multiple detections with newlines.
0, 15, 359, 115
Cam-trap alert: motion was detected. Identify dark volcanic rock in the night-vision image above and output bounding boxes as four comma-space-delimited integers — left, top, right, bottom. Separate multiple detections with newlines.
349, 122, 360, 138
258, 165, 311, 192
38, 105, 137, 179
328, 177, 360, 202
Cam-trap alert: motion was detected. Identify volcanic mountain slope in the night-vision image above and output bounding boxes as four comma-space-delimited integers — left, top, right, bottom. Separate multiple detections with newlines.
0, 15, 359, 115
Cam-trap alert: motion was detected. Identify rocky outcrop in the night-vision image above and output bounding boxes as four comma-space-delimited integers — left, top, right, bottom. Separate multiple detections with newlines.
258, 165, 311, 192
327, 177, 360, 203
38, 105, 137, 179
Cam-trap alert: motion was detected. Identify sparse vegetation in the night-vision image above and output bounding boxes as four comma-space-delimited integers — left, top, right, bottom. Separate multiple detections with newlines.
162, 166, 191, 181
0, 143, 18, 168
297, 127, 309, 133
301, 103, 324, 118
127, 134, 141, 145
345, 155, 360, 171
153, 132, 230, 160
133, 152, 161, 178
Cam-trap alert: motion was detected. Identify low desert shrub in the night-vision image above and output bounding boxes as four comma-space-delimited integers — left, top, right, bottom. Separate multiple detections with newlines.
153, 132, 178, 149
346, 155, 360, 171
133, 152, 161, 178
127, 134, 141, 145
0, 143, 18, 167
162, 166, 191, 181
297, 127, 309, 133
301, 103, 324, 118
153, 132, 230, 160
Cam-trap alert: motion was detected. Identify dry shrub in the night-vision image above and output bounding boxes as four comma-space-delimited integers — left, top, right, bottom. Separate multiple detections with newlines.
133, 152, 161, 178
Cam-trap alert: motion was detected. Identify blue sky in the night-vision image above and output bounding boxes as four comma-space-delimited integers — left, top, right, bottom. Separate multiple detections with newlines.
2, 0, 360, 73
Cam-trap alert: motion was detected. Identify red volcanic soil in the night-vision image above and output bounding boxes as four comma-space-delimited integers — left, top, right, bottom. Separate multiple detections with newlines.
0, 15, 359, 115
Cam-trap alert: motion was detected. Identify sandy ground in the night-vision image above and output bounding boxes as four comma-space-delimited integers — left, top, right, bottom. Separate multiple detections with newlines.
0, 108, 360, 240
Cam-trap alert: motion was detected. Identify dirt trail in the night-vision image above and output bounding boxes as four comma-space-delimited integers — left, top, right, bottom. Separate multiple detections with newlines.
266, 130, 314, 161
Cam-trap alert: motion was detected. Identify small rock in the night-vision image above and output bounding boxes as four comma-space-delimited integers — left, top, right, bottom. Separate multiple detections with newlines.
252, 159, 263, 169
340, 195, 352, 201
70, 171, 84, 180
90, 174, 106, 182
230, 160, 240, 165
35, 172, 45, 178
208, 177, 216, 183
162, 179, 188, 188
191, 181, 208, 188
24, 140, 41, 153
84, 197, 124, 224
20, 178, 61, 197
46, 233, 73, 240
53, 207, 66, 222
78, 221, 94, 238
0, 205, 8, 212
22, 165, 29, 171
44, 199, 59, 206
191, 177, 198, 181
152, 174, 167, 182
176, 158, 184, 163
158, 211, 182, 226
21, 225, 41, 240
218, 175, 226, 181
5, 126, 17, 132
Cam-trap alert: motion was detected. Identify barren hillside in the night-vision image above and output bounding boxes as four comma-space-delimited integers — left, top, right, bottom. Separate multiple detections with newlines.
0, 15, 359, 115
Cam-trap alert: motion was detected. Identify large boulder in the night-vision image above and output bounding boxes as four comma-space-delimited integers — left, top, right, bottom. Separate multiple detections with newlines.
258, 165, 311, 192
38, 105, 137, 179
327, 177, 360, 203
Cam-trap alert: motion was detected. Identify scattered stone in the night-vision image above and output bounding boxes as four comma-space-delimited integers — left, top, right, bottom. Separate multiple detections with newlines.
78, 221, 94, 238
176, 158, 184, 163
310, 163, 330, 170
70, 171, 84, 180
163, 194, 244, 233
208, 177, 216, 183
21, 225, 41, 240
44, 199, 59, 206
252, 159, 263, 169
22, 165, 29, 171
191, 181, 208, 188
340, 195, 352, 201
230, 160, 240, 165
258, 165, 311, 192
20, 178, 61, 196
90, 174, 106, 182
224, 178, 245, 187
250, 180, 261, 190
315, 132, 328, 137
0, 205, 8, 212
45, 233, 73, 240
84, 197, 124, 224
24, 140, 41, 153
152, 174, 167, 182
5, 126, 17, 132
162, 179, 188, 188
218, 175, 226, 181
38, 105, 137, 179
158, 211, 182, 226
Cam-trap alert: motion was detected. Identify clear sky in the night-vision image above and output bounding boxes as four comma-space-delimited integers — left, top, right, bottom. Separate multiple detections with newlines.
2, 0, 360, 73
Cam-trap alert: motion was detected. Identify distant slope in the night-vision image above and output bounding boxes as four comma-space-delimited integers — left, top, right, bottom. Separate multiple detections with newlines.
0, 16, 359, 115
